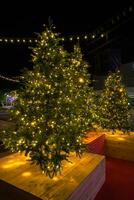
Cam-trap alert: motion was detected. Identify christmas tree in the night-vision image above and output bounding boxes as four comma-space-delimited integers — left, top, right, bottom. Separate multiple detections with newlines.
98, 70, 130, 132
2, 25, 94, 178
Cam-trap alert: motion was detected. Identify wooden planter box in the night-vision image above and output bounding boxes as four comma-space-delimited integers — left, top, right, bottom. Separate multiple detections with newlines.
0, 152, 105, 200
84, 132, 105, 155
84, 130, 134, 162
105, 132, 134, 161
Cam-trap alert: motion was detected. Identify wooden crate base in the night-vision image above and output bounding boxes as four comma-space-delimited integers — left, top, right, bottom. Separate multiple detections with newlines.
84, 132, 105, 155
0, 152, 105, 200
105, 133, 134, 161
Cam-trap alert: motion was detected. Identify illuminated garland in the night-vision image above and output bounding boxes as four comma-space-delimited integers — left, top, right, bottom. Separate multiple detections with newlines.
0, 74, 20, 82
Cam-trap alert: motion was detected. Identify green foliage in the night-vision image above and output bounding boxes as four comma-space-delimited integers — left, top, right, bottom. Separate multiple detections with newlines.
98, 70, 131, 132
2, 25, 94, 178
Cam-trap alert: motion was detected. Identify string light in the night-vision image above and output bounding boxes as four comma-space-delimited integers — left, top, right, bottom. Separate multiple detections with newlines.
0, 74, 20, 82
79, 77, 84, 83
100, 33, 104, 38
92, 34, 95, 39
0, 30, 125, 45
0, 38, 38, 44
0, 4, 132, 45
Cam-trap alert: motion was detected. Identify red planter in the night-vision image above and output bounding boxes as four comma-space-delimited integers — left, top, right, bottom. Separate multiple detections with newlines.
85, 133, 105, 155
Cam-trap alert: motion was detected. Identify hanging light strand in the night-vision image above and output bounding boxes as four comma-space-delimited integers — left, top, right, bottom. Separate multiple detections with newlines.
0, 4, 133, 45
0, 38, 38, 44
0, 74, 20, 82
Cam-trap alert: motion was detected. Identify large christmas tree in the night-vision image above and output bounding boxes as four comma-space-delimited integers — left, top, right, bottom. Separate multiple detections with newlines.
2, 26, 94, 178
98, 70, 130, 132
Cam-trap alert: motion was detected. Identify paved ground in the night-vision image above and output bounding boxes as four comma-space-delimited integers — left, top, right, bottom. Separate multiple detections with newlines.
0, 111, 10, 121
95, 157, 134, 200
0, 179, 42, 200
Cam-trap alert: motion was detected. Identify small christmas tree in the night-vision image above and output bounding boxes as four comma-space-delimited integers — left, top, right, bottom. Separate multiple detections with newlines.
98, 70, 130, 132
2, 25, 94, 178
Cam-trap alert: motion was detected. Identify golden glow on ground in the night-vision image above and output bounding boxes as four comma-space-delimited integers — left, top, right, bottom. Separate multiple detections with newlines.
21, 172, 32, 177
68, 161, 75, 166
2, 161, 26, 169
52, 176, 59, 181
116, 137, 126, 141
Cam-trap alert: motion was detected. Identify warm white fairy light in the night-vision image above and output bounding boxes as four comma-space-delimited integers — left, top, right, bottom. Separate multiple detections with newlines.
79, 77, 84, 83
0, 34, 105, 44
92, 34, 95, 39
101, 33, 104, 38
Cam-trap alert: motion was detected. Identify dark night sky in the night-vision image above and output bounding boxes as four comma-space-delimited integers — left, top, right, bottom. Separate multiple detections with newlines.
0, 1, 132, 35
0, 0, 134, 89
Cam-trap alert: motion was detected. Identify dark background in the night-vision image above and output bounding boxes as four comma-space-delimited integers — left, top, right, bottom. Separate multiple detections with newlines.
0, 0, 134, 89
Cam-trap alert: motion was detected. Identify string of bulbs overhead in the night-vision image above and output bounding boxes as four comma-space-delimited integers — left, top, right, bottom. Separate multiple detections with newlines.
0, 4, 133, 45
0, 4, 133, 83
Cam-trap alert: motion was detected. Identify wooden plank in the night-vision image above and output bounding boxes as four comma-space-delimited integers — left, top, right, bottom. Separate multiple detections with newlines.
105, 133, 134, 161
68, 158, 105, 200
0, 152, 105, 200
